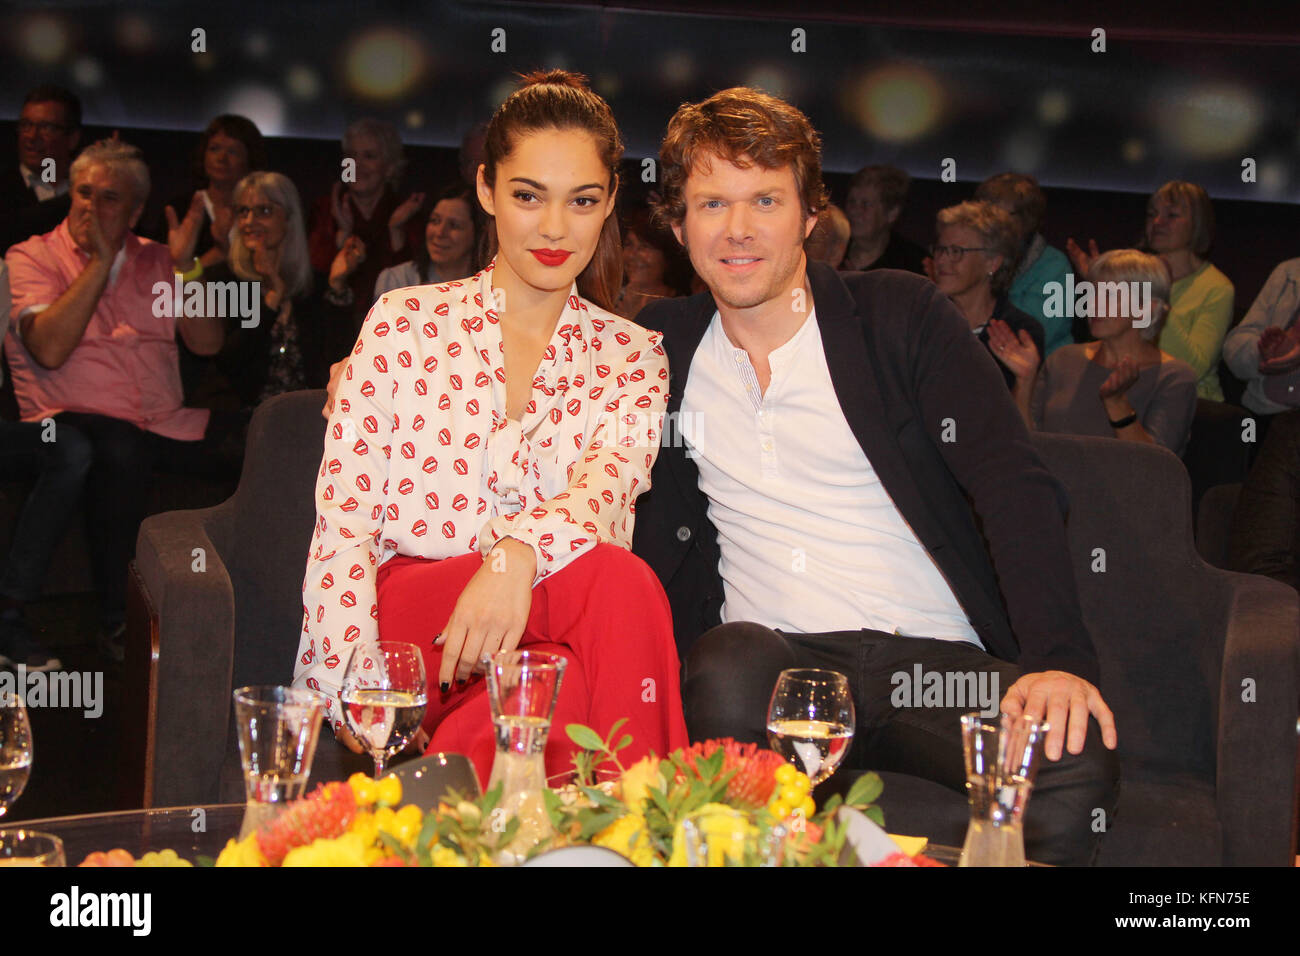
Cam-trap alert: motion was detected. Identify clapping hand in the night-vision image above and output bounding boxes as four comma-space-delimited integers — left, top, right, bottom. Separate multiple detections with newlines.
388, 192, 426, 232
329, 235, 366, 291
331, 181, 355, 239
165, 191, 206, 269
1098, 356, 1140, 400
1066, 237, 1100, 277
1258, 326, 1300, 375
986, 318, 1041, 381
210, 203, 234, 253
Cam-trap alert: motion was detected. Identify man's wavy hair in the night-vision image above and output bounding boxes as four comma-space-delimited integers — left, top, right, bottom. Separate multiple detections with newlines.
653, 87, 828, 230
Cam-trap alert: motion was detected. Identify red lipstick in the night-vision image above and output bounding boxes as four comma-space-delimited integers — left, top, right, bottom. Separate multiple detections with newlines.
531, 249, 572, 267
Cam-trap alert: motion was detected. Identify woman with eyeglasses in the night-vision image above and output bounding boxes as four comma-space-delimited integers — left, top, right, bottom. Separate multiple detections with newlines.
928, 200, 1044, 391
188, 172, 358, 413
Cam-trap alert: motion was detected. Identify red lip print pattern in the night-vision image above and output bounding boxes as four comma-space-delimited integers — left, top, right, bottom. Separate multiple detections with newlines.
294, 263, 669, 730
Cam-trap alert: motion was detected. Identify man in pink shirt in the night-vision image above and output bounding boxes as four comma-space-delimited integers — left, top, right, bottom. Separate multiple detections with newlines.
5, 138, 223, 653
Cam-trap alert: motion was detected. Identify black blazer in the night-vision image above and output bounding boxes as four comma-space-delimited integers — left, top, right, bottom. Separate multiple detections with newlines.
0, 168, 70, 254
631, 261, 1100, 684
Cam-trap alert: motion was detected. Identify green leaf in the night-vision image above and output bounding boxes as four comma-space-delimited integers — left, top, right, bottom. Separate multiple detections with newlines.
567, 723, 608, 752
614, 734, 633, 755
542, 787, 566, 830
479, 780, 504, 816
845, 772, 883, 808
377, 831, 406, 858
700, 748, 725, 780
604, 717, 628, 745
577, 809, 623, 842
579, 785, 626, 811
646, 784, 672, 818
864, 805, 886, 827
194, 854, 215, 868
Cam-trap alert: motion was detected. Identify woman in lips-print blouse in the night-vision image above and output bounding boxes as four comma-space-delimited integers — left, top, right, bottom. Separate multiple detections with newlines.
293, 70, 689, 786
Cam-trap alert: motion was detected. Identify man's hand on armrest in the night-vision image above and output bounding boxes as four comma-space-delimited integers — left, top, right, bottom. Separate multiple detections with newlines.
1000, 670, 1118, 761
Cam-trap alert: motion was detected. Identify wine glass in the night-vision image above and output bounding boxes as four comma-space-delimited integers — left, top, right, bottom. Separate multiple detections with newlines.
0, 694, 32, 819
0, 830, 64, 867
340, 641, 428, 779
765, 669, 855, 785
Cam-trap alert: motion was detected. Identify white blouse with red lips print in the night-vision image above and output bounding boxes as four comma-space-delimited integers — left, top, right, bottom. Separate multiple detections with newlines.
292, 260, 670, 732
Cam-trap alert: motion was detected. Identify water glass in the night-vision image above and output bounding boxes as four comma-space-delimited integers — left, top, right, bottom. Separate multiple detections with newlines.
0, 695, 32, 818
340, 641, 428, 779
0, 829, 65, 867
958, 711, 1050, 867
233, 685, 323, 838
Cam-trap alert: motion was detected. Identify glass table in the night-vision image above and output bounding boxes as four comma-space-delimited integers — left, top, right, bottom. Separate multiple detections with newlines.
17, 805, 246, 865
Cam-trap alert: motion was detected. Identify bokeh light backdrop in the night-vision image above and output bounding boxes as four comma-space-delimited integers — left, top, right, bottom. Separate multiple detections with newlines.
2, 1, 1297, 200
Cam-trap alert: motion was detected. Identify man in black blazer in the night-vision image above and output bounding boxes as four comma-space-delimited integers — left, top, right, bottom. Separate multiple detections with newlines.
0, 85, 81, 254
631, 88, 1118, 865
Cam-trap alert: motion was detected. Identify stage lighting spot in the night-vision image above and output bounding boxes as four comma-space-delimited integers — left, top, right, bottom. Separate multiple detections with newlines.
1037, 90, 1070, 126
489, 77, 518, 110
1002, 128, 1045, 173
1257, 158, 1288, 196
744, 66, 791, 100
20, 14, 68, 64
1154, 83, 1261, 159
843, 64, 944, 143
72, 57, 103, 88
286, 64, 321, 100
344, 28, 427, 100
222, 86, 286, 136
661, 50, 695, 87
1121, 138, 1146, 164
405, 110, 425, 129
596, 73, 621, 99
115, 13, 154, 52
245, 32, 272, 59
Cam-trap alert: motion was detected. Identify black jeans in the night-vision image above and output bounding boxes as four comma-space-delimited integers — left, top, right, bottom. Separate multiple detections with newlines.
52, 412, 233, 626
0, 418, 94, 603
683, 622, 1120, 866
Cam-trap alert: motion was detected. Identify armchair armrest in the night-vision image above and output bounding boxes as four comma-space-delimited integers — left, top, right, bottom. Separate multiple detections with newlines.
1215, 571, 1300, 866
134, 507, 235, 807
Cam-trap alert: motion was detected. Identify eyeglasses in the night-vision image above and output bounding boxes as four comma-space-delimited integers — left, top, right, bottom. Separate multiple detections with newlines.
235, 203, 279, 220
930, 244, 990, 262
17, 120, 70, 135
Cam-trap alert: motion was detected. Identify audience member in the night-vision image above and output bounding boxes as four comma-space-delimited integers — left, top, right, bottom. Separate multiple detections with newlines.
614, 205, 689, 320
0, 257, 93, 671
804, 202, 850, 268
1069, 181, 1233, 401
158, 114, 266, 274
306, 119, 423, 331
991, 249, 1197, 455
1228, 409, 1300, 590
931, 200, 1043, 390
975, 172, 1073, 356
4, 139, 224, 657
1222, 256, 1300, 418
372, 183, 485, 301
839, 165, 925, 273
193, 172, 350, 414
0, 86, 82, 254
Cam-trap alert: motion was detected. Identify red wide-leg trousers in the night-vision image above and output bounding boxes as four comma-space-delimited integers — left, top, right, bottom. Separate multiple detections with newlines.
375, 543, 689, 788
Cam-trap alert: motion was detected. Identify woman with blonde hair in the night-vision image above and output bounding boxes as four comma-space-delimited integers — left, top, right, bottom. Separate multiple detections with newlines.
990, 248, 1198, 455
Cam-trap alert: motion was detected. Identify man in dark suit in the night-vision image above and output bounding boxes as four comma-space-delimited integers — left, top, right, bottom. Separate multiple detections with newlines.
631, 88, 1118, 866
0, 85, 81, 254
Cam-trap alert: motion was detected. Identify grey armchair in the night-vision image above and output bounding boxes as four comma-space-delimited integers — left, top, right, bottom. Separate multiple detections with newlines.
130, 390, 367, 808
131, 397, 1299, 864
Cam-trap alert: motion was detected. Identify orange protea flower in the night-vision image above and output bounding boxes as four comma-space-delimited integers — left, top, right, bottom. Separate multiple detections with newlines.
256, 781, 357, 866
679, 738, 787, 808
